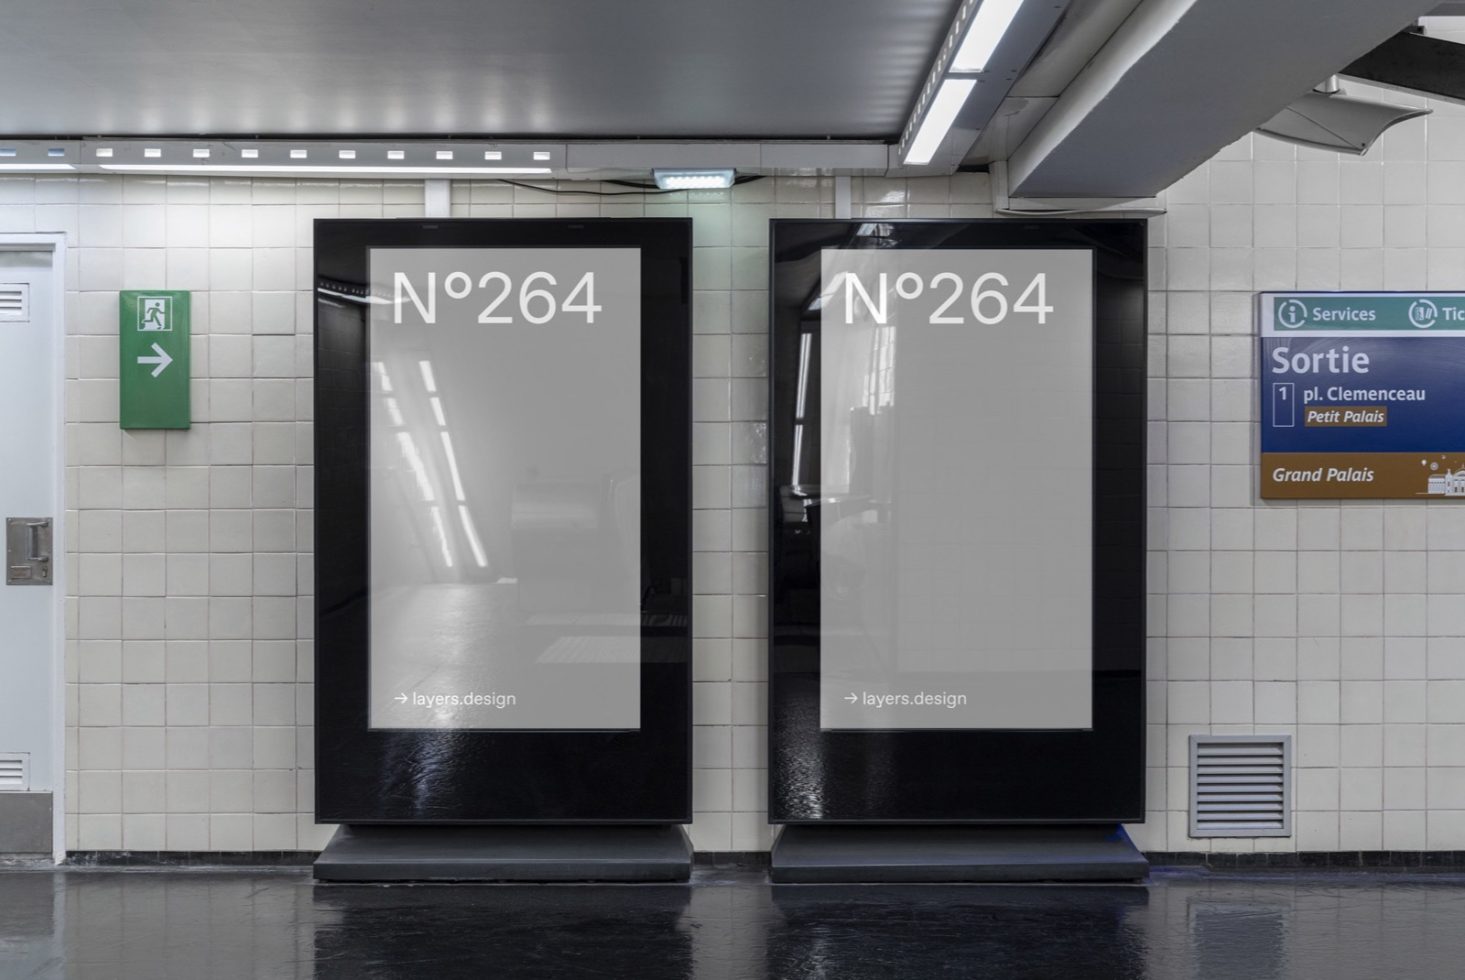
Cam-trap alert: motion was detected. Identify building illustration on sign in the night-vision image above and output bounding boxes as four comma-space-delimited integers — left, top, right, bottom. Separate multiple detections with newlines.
1426, 469, 1465, 497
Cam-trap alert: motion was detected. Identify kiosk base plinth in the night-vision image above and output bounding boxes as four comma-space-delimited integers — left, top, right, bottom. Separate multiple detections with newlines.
313, 824, 692, 882
770, 824, 1148, 883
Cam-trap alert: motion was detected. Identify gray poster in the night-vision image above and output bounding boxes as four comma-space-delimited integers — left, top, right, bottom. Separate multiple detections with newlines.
817, 248, 1094, 729
367, 248, 642, 730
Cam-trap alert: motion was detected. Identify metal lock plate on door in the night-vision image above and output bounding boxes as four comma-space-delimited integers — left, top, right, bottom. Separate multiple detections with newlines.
6, 517, 52, 585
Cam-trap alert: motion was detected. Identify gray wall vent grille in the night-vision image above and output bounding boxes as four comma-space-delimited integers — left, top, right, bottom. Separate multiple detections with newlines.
1189, 735, 1291, 838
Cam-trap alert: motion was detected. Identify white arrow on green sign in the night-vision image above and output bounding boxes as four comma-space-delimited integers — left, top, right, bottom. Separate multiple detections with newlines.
137, 342, 173, 377
119, 290, 190, 429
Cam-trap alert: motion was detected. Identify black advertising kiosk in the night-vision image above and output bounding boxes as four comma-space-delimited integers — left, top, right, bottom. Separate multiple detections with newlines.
768, 220, 1148, 881
313, 219, 692, 880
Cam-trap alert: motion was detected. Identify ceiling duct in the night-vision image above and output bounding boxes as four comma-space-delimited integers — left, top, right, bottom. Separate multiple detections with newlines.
1342, 26, 1465, 104
1254, 77, 1429, 154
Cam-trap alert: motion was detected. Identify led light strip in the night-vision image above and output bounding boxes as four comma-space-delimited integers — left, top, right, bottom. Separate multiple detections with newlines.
904, 79, 978, 167
951, 0, 1026, 73
0, 144, 74, 170
0, 140, 563, 176
98, 164, 552, 176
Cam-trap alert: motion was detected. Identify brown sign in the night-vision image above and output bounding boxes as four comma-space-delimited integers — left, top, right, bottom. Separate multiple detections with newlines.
1303, 405, 1387, 427
1261, 452, 1465, 499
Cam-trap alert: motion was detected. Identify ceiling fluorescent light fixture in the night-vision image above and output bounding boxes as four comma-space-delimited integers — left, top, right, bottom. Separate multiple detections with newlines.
653, 168, 735, 190
951, 0, 1026, 72
903, 78, 976, 166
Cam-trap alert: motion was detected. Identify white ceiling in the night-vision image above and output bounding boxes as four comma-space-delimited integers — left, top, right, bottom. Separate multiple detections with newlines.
2, 0, 1445, 199
0, 0, 960, 138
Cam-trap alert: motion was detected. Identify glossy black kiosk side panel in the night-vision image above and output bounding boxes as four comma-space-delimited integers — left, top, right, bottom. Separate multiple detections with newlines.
313, 219, 692, 880
767, 220, 1148, 881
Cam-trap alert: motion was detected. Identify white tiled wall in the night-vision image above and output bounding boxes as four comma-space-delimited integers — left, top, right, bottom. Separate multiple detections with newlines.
25, 175, 428, 852
4, 80, 1465, 854
1142, 83, 1465, 853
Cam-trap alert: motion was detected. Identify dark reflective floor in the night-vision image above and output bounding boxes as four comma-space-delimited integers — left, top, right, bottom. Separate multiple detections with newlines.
3, 867, 1465, 979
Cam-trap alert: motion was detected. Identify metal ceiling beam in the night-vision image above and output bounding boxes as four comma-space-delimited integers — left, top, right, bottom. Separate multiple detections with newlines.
0, 138, 892, 180
1342, 29, 1465, 104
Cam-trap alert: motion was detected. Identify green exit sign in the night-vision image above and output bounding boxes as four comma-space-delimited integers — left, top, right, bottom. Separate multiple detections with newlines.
119, 290, 190, 429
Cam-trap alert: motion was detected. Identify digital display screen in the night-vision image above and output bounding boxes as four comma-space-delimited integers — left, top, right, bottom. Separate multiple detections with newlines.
816, 248, 1094, 729
367, 247, 642, 730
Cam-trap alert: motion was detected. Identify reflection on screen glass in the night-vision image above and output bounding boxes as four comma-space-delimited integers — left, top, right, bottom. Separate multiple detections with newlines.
816, 249, 1094, 730
367, 248, 642, 730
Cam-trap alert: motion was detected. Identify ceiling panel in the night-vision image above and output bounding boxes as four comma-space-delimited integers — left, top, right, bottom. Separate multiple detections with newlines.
0, 0, 959, 138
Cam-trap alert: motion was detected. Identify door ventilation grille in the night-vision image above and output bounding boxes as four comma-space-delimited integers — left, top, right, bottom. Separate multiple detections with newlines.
0, 284, 29, 323
1189, 735, 1291, 838
0, 753, 28, 792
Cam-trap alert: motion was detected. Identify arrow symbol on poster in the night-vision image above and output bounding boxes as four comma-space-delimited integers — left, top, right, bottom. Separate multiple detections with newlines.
394, 693, 408, 703
844, 693, 858, 703
137, 342, 173, 378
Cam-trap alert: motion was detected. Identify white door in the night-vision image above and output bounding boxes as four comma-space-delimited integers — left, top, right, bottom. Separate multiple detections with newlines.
0, 242, 62, 858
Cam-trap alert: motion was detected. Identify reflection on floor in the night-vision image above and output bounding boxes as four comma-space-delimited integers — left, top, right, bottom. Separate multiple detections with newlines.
3, 866, 1465, 979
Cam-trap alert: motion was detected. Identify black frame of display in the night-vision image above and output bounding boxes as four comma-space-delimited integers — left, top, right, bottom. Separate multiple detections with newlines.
315, 218, 692, 824
768, 219, 1147, 824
